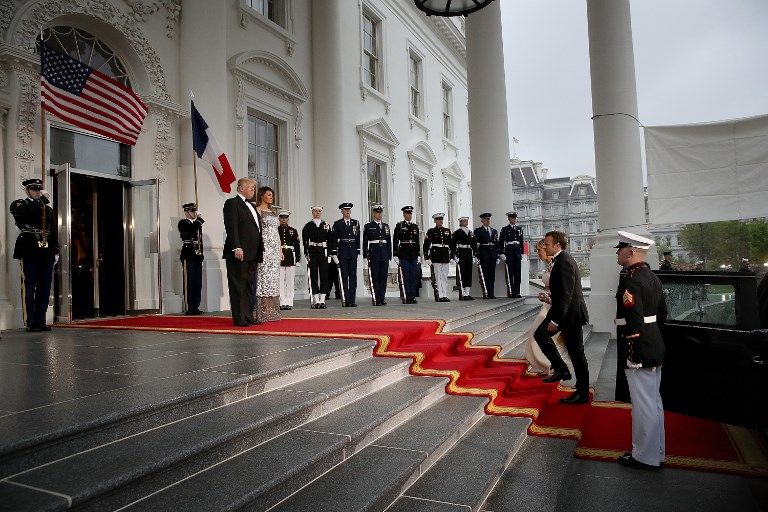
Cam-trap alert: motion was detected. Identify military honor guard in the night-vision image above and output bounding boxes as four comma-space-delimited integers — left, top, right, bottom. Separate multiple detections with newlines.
178, 202, 205, 315
363, 205, 392, 306
278, 210, 301, 310
10, 178, 59, 332
302, 206, 333, 308
331, 203, 361, 307
498, 211, 525, 298
424, 213, 453, 302
614, 231, 668, 471
659, 251, 674, 271
451, 216, 477, 300
474, 213, 499, 298
393, 206, 421, 304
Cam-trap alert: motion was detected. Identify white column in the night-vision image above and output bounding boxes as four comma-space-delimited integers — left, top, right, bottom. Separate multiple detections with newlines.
586, 0, 650, 332
0, 106, 13, 327
466, 2, 514, 297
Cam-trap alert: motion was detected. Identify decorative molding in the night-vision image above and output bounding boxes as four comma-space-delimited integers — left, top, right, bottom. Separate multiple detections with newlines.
122, 0, 181, 39
356, 117, 400, 150
427, 16, 466, 60
235, 78, 245, 129
0, 106, 8, 129
0, 0, 14, 39
16, 72, 37, 147
0, 63, 8, 88
12, 0, 172, 101
293, 102, 302, 147
152, 111, 173, 180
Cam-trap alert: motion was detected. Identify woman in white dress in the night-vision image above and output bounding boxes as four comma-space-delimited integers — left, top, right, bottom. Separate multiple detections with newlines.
253, 186, 283, 322
524, 239, 558, 375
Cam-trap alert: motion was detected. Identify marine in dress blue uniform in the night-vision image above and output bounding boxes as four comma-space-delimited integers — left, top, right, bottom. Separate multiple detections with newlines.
498, 211, 525, 297
363, 205, 391, 306
10, 179, 59, 331
451, 216, 477, 300
178, 202, 205, 315
423, 213, 452, 302
331, 203, 361, 307
393, 206, 421, 304
614, 231, 668, 471
473, 213, 499, 298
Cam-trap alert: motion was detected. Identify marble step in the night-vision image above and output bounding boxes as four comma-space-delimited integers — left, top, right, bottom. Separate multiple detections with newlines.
447, 302, 541, 344
443, 300, 524, 332
4, 357, 409, 512
0, 336, 376, 479
119, 376, 451, 512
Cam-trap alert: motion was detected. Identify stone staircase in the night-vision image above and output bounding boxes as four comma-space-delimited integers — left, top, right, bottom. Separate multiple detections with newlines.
0, 300, 617, 512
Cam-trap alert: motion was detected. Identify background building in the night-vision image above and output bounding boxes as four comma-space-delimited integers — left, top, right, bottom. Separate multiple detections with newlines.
0, 0, 474, 329
510, 159, 598, 277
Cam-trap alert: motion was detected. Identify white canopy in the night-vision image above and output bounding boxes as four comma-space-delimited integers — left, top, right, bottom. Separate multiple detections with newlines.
645, 114, 768, 224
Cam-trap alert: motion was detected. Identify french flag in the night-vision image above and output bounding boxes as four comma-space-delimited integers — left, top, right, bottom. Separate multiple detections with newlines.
191, 100, 237, 193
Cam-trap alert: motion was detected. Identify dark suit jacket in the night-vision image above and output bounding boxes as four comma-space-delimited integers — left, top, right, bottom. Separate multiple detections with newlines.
222, 196, 263, 263
548, 250, 589, 328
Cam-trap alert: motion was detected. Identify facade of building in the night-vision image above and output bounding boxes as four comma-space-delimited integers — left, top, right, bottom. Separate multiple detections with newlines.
644, 189, 690, 262
0, 0, 475, 329
510, 159, 598, 277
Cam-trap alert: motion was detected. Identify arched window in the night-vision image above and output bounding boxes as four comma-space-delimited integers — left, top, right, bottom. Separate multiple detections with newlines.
42, 26, 131, 86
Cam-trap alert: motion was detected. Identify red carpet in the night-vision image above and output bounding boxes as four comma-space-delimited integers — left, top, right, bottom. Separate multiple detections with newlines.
62, 315, 768, 477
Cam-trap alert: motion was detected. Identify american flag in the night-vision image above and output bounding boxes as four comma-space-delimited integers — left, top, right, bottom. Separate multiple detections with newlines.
40, 43, 148, 146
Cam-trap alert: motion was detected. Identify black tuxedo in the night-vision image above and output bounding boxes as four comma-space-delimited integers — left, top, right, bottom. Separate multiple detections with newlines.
534, 250, 590, 394
223, 195, 263, 325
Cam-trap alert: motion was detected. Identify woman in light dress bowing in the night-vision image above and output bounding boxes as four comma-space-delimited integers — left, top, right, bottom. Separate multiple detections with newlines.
253, 186, 283, 322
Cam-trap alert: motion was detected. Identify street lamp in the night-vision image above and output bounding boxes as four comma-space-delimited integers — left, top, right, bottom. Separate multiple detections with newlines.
414, 0, 497, 17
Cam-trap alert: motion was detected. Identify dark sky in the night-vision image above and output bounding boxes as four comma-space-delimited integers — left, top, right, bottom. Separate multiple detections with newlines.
501, 0, 768, 179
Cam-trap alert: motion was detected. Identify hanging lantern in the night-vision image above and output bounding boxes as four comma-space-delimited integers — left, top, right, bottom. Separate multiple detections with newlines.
414, 0, 497, 17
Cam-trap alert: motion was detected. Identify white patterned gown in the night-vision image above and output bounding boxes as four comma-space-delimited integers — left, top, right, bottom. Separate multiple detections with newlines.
255, 210, 281, 322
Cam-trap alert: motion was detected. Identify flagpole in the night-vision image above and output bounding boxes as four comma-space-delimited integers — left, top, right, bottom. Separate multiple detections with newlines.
39, 28, 48, 238
190, 92, 199, 206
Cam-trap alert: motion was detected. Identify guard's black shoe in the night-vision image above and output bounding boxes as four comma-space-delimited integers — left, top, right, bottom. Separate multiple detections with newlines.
543, 371, 572, 383
319, 303, 327, 309
466, 296, 475, 300
233, 321, 250, 327
349, 303, 357, 307
559, 392, 589, 404
287, 306, 293, 310
187, 309, 204, 315
487, 295, 497, 299
311, 303, 320, 309
513, 294, 523, 299
617, 454, 661, 471
621, 452, 665, 468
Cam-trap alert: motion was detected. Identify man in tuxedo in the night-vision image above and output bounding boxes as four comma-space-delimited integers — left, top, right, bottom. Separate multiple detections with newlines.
534, 230, 590, 404
223, 177, 263, 326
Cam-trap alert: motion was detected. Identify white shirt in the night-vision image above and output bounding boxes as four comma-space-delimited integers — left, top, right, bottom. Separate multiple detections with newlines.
238, 193, 260, 227
552, 249, 563, 260
313, 218, 322, 227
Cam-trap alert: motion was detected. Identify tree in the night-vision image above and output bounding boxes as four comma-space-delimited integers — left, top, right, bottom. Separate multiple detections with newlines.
678, 219, 766, 268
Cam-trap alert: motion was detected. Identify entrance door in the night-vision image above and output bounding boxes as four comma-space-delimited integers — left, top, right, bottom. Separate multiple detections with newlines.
54, 166, 160, 321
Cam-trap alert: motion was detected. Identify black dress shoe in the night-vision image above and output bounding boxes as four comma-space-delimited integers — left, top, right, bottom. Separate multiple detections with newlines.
487, 295, 497, 299
559, 392, 589, 404
233, 321, 250, 327
543, 371, 572, 383
466, 295, 475, 300
350, 303, 357, 307
513, 294, 522, 299
379, 301, 387, 306
621, 452, 666, 467
287, 306, 293, 310
617, 454, 661, 471
319, 303, 327, 309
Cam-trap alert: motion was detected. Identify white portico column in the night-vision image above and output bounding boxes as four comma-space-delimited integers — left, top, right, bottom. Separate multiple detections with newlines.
586, 0, 650, 333
466, 2, 515, 298
0, 106, 13, 328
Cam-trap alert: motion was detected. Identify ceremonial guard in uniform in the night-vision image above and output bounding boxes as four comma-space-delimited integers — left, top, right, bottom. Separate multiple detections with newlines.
499, 211, 524, 297
10, 178, 59, 332
659, 251, 673, 271
331, 203, 361, 307
278, 210, 301, 310
302, 206, 333, 308
178, 202, 205, 315
393, 206, 421, 304
474, 213, 499, 298
363, 205, 391, 305
424, 213, 452, 302
451, 216, 477, 300
614, 231, 668, 471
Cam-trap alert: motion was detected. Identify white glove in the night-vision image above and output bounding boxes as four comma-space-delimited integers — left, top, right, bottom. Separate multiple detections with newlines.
54, 254, 60, 265
499, 254, 507, 262
473, 257, 480, 265
496, 258, 501, 265
41, 189, 51, 199
393, 256, 399, 265
327, 256, 332, 264
331, 255, 339, 264
452, 255, 459, 263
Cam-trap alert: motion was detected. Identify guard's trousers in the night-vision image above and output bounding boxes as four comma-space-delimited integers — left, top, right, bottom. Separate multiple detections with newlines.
339, 256, 358, 305
182, 260, 203, 312
505, 256, 522, 296
308, 253, 329, 295
279, 265, 296, 306
433, 262, 450, 299
400, 258, 419, 299
625, 366, 665, 466
369, 259, 388, 302
20, 258, 54, 329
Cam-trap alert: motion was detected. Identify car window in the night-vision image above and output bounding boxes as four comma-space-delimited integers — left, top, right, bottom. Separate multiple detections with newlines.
662, 282, 737, 326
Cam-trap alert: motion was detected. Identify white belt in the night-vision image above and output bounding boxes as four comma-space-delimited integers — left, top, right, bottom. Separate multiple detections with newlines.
505, 241, 520, 245
614, 315, 657, 325
430, 243, 448, 248
399, 240, 416, 244
480, 242, 495, 246
456, 244, 472, 249
281, 245, 294, 250
309, 242, 327, 247
368, 240, 387, 244
339, 239, 356, 243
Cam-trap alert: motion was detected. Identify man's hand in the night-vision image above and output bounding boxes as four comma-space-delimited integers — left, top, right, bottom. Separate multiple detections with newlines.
537, 292, 551, 304
499, 254, 506, 262
54, 254, 60, 266
234, 248, 244, 261
393, 256, 399, 265
546, 321, 558, 333
473, 257, 479, 265
331, 255, 339, 264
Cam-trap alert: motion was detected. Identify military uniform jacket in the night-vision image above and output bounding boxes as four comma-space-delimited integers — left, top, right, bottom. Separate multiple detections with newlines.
498, 224, 524, 257
363, 221, 392, 261
302, 220, 333, 259
451, 228, 476, 260
616, 263, 668, 368
278, 224, 301, 266
423, 227, 452, 264
10, 196, 58, 261
331, 218, 361, 259
393, 221, 420, 260
473, 226, 499, 257
178, 217, 205, 262
659, 260, 673, 271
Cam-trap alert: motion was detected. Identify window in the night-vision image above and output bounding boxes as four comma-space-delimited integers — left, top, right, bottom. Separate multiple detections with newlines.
578, 186, 586, 196
552, 191, 560, 200
367, 159, 383, 220
663, 282, 737, 326
43, 26, 131, 86
363, 12, 381, 91
51, 127, 131, 177
442, 82, 453, 139
245, 0, 285, 26
576, 239, 583, 251
409, 52, 423, 118
248, 114, 280, 203
415, 178, 427, 231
